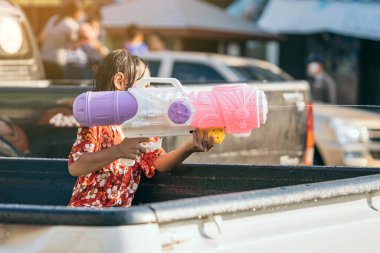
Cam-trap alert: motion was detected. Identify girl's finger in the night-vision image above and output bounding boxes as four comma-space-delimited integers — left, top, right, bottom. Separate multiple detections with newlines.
139, 144, 148, 154
126, 151, 139, 160
202, 129, 208, 143
201, 130, 210, 151
207, 135, 215, 151
195, 129, 202, 146
130, 149, 139, 157
199, 130, 206, 151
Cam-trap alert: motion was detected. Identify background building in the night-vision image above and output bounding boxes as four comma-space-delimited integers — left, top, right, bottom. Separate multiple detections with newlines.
258, 0, 380, 106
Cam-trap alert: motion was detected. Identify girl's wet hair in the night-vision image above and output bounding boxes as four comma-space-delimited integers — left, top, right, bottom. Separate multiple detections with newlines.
93, 49, 148, 91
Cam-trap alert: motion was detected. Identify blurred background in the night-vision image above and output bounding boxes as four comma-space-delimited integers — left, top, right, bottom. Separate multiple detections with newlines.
13, 0, 380, 106
2, 0, 380, 167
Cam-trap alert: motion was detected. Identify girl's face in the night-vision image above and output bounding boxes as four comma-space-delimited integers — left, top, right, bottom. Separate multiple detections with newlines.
113, 63, 150, 91
132, 67, 151, 88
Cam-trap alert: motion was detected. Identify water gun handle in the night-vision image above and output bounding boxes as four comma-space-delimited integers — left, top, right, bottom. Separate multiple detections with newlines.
121, 158, 136, 167
120, 138, 163, 167
200, 128, 225, 144
138, 77, 186, 93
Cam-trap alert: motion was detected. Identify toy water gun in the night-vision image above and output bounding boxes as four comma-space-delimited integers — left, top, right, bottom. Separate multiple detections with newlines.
73, 78, 268, 163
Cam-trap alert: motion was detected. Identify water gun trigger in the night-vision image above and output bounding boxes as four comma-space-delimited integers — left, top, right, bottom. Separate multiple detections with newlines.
200, 128, 225, 144
140, 137, 163, 152
120, 137, 163, 167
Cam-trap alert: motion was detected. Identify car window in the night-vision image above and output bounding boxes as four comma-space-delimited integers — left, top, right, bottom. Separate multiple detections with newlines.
146, 60, 160, 77
0, 17, 32, 60
229, 65, 290, 82
172, 61, 226, 83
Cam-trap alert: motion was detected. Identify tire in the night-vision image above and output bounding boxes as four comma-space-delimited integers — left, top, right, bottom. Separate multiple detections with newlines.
0, 136, 22, 157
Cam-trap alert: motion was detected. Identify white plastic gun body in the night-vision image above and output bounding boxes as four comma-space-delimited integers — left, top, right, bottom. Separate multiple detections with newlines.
73, 77, 268, 146
124, 78, 195, 138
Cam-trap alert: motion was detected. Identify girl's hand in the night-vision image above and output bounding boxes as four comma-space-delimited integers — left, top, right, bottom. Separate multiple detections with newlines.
187, 129, 215, 153
116, 137, 149, 159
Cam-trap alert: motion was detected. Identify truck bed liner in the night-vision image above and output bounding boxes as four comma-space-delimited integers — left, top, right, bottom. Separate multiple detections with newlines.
0, 157, 379, 226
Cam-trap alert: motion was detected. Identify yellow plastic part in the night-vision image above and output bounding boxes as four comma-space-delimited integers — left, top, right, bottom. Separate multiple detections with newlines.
201, 128, 225, 144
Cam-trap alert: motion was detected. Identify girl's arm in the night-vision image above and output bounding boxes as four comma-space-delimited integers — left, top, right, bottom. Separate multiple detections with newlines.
154, 129, 214, 172
69, 137, 149, 176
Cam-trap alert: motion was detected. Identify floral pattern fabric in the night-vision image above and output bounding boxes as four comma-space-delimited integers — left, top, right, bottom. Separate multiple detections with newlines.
68, 126, 164, 208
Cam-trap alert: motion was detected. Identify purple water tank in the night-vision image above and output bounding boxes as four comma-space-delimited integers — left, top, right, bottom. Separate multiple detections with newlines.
73, 91, 138, 126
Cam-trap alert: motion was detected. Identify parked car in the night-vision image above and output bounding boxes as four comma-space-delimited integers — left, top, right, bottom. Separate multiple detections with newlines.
313, 104, 380, 167
143, 51, 293, 83
141, 51, 380, 167
0, 0, 45, 80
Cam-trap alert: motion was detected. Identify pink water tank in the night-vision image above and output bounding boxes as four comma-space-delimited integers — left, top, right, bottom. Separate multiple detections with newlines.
189, 84, 266, 134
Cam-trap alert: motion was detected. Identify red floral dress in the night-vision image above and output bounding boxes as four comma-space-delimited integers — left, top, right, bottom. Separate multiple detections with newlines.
68, 126, 164, 208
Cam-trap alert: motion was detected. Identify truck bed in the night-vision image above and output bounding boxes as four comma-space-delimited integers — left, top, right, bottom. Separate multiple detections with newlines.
0, 157, 379, 225
1, 158, 380, 252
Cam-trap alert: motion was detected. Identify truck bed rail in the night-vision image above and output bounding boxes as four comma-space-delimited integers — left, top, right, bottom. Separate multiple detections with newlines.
0, 157, 379, 226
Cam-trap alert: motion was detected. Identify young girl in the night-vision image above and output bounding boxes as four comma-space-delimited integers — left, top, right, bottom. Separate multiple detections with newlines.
68, 49, 214, 208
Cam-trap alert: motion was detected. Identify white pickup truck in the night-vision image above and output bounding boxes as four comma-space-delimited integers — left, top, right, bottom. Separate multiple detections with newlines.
0, 157, 380, 253
1, 2, 380, 252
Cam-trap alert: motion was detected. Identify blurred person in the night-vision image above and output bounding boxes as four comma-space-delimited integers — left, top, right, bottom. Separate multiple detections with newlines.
64, 20, 108, 80
39, 0, 84, 79
306, 54, 337, 104
147, 33, 166, 51
64, 36, 91, 80
82, 5, 109, 53
79, 17, 109, 58
123, 24, 149, 55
